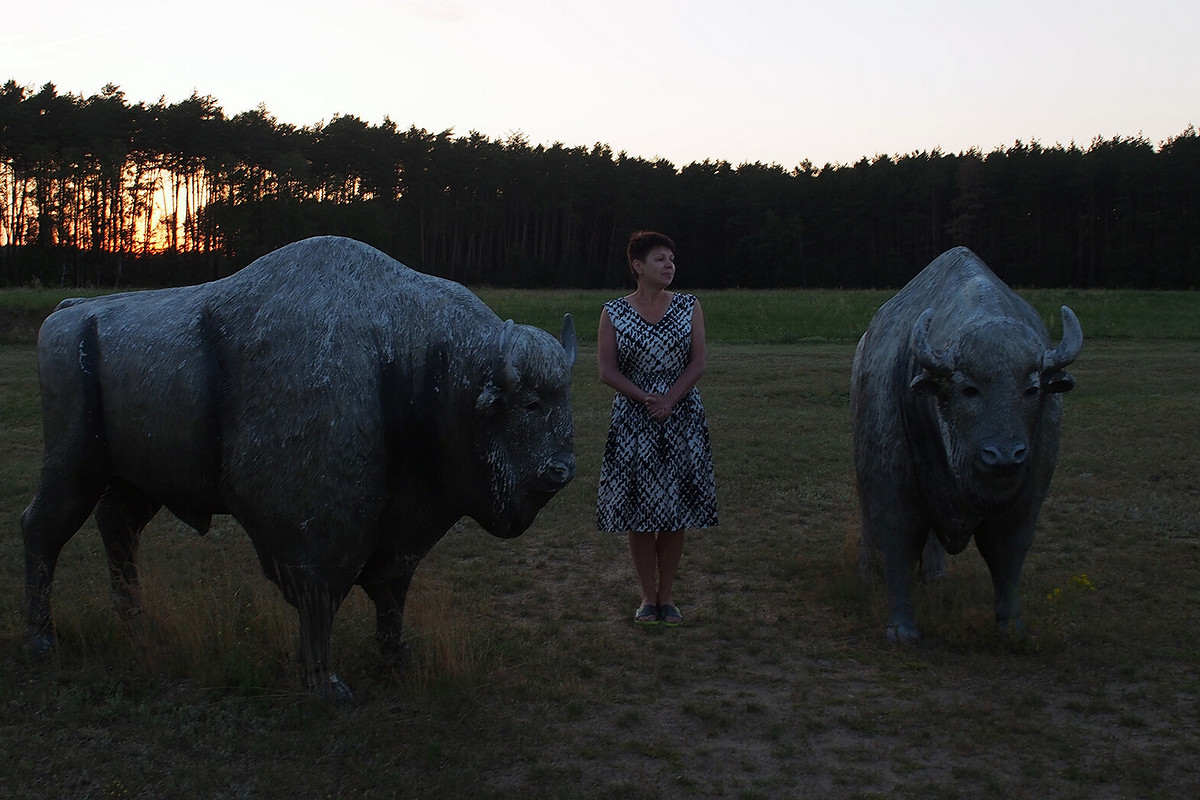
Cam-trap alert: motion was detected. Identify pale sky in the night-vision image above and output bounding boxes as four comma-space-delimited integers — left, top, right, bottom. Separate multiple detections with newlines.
6, 0, 1197, 169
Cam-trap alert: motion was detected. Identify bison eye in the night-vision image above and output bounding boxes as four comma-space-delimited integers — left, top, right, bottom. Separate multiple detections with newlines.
525, 400, 542, 412
961, 385, 981, 398
1024, 385, 1040, 398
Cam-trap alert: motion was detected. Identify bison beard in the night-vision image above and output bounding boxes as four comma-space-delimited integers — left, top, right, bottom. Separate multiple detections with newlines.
21, 236, 577, 702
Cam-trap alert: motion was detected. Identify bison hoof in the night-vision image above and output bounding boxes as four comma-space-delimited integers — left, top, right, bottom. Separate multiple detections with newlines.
376, 635, 414, 664
995, 617, 1027, 638
918, 565, 947, 583
307, 671, 355, 704
25, 632, 58, 657
885, 623, 922, 644
325, 674, 355, 704
114, 599, 145, 619
381, 643, 413, 668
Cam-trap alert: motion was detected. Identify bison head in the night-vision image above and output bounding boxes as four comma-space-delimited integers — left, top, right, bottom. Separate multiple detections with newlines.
468, 315, 577, 538
908, 305, 1082, 515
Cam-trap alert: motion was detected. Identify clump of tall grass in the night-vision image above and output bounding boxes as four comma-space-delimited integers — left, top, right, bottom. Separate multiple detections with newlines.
395, 576, 494, 691
36, 517, 492, 698
49, 561, 297, 696
46, 566, 497, 700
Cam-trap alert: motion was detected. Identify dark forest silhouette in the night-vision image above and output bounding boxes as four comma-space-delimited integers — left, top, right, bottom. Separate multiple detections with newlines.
2, 80, 1197, 289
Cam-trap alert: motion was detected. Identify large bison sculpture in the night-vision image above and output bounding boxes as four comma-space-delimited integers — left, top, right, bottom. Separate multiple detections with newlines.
851, 246, 1082, 642
22, 236, 577, 700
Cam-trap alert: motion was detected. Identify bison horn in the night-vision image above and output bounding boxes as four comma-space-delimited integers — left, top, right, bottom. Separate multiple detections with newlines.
910, 307, 953, 376
560, 314, 577, 368
1042, 305, 1083, 373
496, 319, 522, 392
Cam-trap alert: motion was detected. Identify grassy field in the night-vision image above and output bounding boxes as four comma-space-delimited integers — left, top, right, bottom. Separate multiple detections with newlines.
1, 288, 1198, 798
4, 285, 1200, 345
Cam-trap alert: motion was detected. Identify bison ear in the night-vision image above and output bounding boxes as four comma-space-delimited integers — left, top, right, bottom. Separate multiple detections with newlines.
475, 382, 503, 416
909, 369, 944, 396
1044, 370, 1076, 393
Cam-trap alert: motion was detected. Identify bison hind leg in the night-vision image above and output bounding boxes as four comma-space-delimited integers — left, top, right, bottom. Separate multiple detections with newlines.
918, 534, 947, 583
855, 532, 877, 578
362, 576, 417, 667
22, 471, 111, 655
94, 479, 161, 618
886, 620, 923, 644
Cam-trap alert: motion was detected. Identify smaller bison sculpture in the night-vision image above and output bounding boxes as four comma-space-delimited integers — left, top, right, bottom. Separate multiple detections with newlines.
22, 236, 577, 700
851, 247, 1082, 642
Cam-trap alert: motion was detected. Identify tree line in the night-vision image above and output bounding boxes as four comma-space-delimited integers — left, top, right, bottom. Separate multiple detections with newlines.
2, 80, 1197, 290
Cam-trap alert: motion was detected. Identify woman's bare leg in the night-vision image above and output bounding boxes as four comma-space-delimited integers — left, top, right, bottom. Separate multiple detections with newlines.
628, 532, 659, 606
655, 529, 685, 608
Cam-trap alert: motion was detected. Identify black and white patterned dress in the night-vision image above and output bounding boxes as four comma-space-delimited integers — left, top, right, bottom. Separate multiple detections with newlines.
596, 292, 718, 532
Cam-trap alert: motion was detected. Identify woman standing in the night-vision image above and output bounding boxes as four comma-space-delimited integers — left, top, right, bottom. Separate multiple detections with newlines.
597, 231, 718, 626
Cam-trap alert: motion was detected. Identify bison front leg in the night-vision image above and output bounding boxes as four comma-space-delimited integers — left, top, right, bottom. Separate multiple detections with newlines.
359, 543, 439, 670
296, 588, 353, 702
975, 523, 1035, 637
879, 530, 927, 643
94, 479, 161, 619
271, 571, 353, 702
859, 495, 927, 642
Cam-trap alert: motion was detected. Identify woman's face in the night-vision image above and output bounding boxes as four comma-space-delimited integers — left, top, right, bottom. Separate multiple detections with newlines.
635, 246, 675, 288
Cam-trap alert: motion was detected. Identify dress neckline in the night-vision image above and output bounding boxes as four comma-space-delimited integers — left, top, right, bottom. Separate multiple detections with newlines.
621, 292, 678, 326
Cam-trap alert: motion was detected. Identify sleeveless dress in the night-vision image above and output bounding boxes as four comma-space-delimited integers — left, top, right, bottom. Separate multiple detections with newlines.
596, 292, 718, 532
